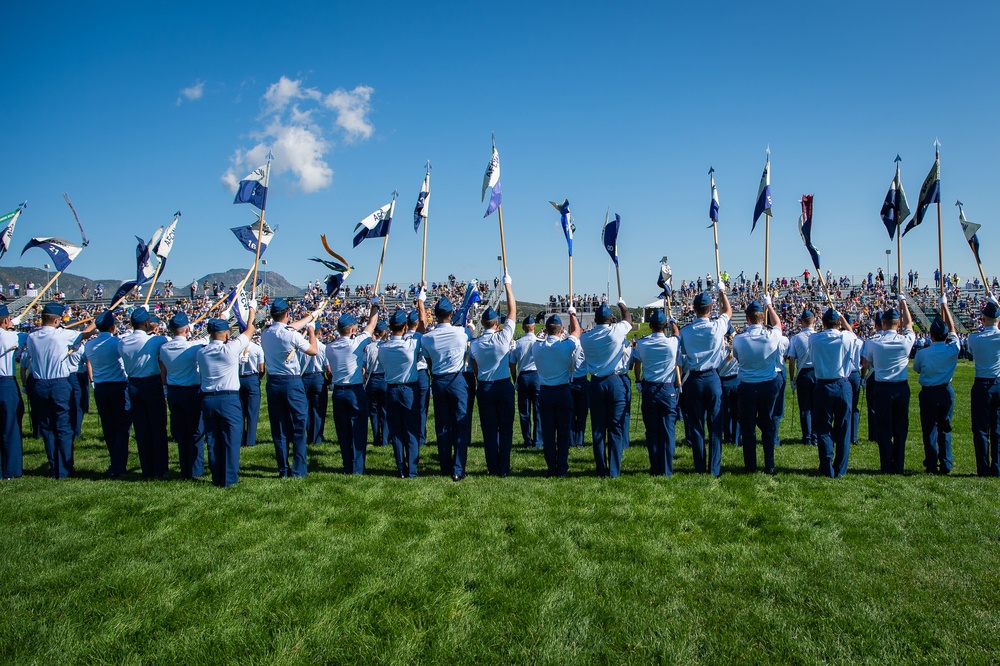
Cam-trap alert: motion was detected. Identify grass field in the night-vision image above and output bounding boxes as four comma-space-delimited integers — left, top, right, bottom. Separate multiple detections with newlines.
3, 361, 1000, 664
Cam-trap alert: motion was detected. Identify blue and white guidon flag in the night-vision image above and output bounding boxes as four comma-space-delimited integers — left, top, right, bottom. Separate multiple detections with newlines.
414, 170, 430, 232
482, 143, 502, 218
21, 237, 82, 272
353, 199, 395, 248
752, 154, 771, 233
233, 163, 269, 210
231, 218, 275, 255
709, 167, 720, 224
549, 199, 574, 256
0, 202, 25, 260
798, 195, 821, 271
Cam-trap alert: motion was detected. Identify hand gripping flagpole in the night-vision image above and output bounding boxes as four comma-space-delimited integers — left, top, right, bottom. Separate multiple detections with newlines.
934, 139, 944, 298
373, 191, 396, 297
421, 161, 430, 286
250, 153, 272, 301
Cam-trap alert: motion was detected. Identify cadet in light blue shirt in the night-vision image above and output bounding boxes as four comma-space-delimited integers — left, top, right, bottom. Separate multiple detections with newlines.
379, 308, 425, 478
84, 311, 130, 477
364, 321, 389, 448
26, 302, 96, 479
913, 301, 960, 475
732, 297, 784, 474
326, 304, 378, 474
787, 310, 817, 445
469, 277, 516, 476
581, 299, 635, 478
532, 311, 582, 477
119, 308, 169, 478
405, 309, 430, 450
238, 339, 264, 448
299, 336, 329, 446
863, 298, 915, 474
198, 312, 255, 487
0, 305, 27, 478
808, 308, 858, 478
510, 315, 542, 449
632, 309, 680, 476
158, 312, 209, 479
967, 299, 1000, 476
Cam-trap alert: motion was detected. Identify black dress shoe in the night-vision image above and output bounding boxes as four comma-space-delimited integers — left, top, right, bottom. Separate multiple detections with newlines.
451, 474, 464, 482
765, 467, 776, 475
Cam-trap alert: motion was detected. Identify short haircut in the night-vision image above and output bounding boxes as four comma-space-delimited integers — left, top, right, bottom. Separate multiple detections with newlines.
389, 322, 406, 334
41, 313, 61, 325
694, 303, 712, 316
546, 323, 563, 336
746, 311, 764, 325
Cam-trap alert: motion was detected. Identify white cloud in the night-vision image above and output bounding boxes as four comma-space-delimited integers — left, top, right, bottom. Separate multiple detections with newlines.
177, 80, 205, 105
223, 76, 375, 194
324, 85, 375, 141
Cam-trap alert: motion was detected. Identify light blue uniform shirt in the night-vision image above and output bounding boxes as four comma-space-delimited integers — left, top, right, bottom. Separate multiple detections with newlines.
363, 339, 384, 375
633, 333, 680, 384
405, 330, 428, 371
863, 329, 916, 382
239, 341, 264, 376
787, 329, 816, 370
0, 329, 27, 377
679, 314, 730, 371
572, 343, 588, 379
968, 327, 1000, 379
580, 321, 632, 377
470, 319, 515, 381
732, 325, 783, 383
118, 330, 167, 379
300, 340, 328, 374
421, 323, 470, 375
85, 332, 127, 383
261, 322, 311, 376
913, 333, 961, 386
848, 335, 863, 373
326, 333, 370, 385
379, 334, 421, 384
159, 336, 206, 387
617, 342, 633, 376
774, 334, 789, 375
808, 329, 857, 380
27, 326, 83, 380
198, 336, 250, 393
533, 336, 580, 386
510, 333, 538, 373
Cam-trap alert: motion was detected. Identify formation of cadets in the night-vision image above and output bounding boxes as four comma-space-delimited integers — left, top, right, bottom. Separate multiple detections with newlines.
2, 276, 1000, 487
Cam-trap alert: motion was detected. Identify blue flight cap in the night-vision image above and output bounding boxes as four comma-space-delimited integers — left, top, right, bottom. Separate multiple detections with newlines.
407, 309, 419, 324
95, 310, 115, 330
984, 302, 1000, 319
130, 307, 149, 325
374, 319, 388, 332
207, 318, 229, 333
522, 315, 535, 325
845, 314, 855, 325
546, 314, 562, 327
745, 300, 763, 314
271, 298, 289, 314
930, 316, 947, 337
43, 302, 65, 317
390, 309, 408, 326
884, 308, 900, 320
823, 308, 840, 322
801, 309, 814, 319
337, 313, 357, 328
148, 314, 160, 325
693, 292, 712, 308
434, 297, 453, 315
873, 311, 883, 326
481, 306, 499, 322
169, 312, 189, 329
595, 303, 613, 322
0, 304, 8, 318
648, 308, 667, 325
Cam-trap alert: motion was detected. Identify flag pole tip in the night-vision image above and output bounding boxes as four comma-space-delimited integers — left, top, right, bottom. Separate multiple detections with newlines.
765, 145, 770, 156
708, 166, 714, 175
894, 154, 901, 163
955, 200, 962, 207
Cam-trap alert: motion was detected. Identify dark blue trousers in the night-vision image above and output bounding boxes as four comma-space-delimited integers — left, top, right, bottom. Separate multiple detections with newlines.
238, 375, 261, 447
622, 374, 632, 449
418, 369, 430, 448
35, 378, 73, 479
77, 371, 90, 415
0, 377, 22, 478
302, 372, 328, 444
720, 374, 741, 445
540, 384, 572, 476
641, 381, 678, 476
94, 381, 130, 476
24, 375, 39, 438
920, 383, 954, 474
128, 375, 169, 478
266, 375, 309, 478
738, 379, 779, 472
387, 382, 420, 478
813, 378, 852, 478
478, 378, 515, 476
970, 378, 1000, 477
848, 371, 861, 445
68, 373, 85, 439
332, 383, 368, 474
682, 370, 723, 476
873, 379, 910, 474
431, 372, 469, 477
590, 374, 628, 478
167, 385, 205, 479
516, 370, 542, 448
366, 374, 388, 447
203, 392, 242, 487
570, 375, 589, 448
771, 372, 786, 446
865, 373, 878, 441
795, 367, 816, 444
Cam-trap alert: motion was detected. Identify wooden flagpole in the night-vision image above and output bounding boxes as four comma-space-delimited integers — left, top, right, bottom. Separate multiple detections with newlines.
764, 210, 770, 294
497, 204, 508, 276
421, 161, 430, 286
142, 261, 164, 307
191, 265, 256, 326
18, 272, 62, 316
615, 264, 622, 301
568, 254, 573, 311
374, 234, 389, 297
249, 154, 272, 301
935, 141, 944, 298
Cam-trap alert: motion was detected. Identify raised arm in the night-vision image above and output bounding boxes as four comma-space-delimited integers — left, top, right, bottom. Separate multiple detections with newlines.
503, 275, 516, 324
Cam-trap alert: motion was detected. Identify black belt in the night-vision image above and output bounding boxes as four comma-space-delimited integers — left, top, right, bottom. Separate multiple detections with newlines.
334, 383, 363, 389
799, 367, 815, 373
371, 373, 385, 378
816, 377, 847, 383
203, 390, 238, 396
720, 375, 738, 380
302, 372, 323, 376
923, 382, 952, 389
240, 373, 258, 377
974, 377, 1000, 383
520, 369, 537, 374
688, 369, 717, 376
389, 381, 418, 388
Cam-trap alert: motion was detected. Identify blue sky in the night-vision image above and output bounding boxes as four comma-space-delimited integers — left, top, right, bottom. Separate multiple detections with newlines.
3, 1, 999, 302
